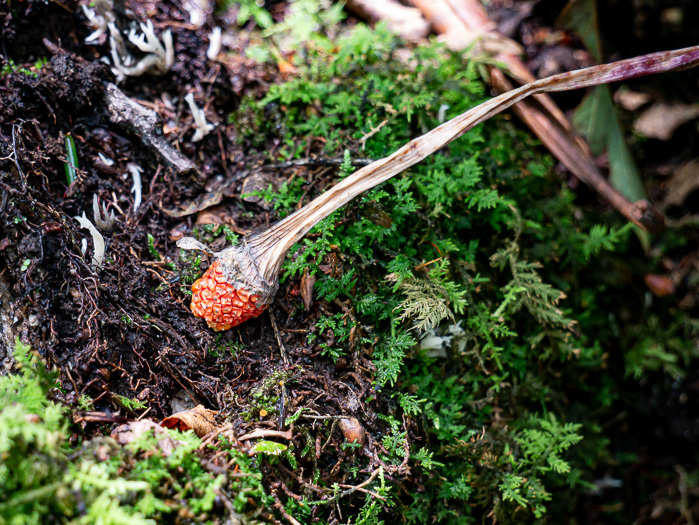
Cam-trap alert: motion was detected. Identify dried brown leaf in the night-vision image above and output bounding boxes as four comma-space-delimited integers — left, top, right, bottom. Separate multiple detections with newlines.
240, 171, 279, 210
614, 89, 651, 111
161, 405, 219, 437
300, 268, 316, 310
662, 160, 699, 208
196, 205, 233, 226
634, 102, 699, 141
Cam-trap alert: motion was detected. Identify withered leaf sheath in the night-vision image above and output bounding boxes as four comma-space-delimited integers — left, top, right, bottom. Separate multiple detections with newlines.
178, 45, 699, 331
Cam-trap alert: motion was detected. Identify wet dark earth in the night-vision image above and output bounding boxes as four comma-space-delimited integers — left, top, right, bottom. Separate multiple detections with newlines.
0, 6, 393, 523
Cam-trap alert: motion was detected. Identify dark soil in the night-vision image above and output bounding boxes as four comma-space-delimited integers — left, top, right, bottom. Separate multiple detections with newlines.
0, 0, 324, 421
0, 4, 393, 522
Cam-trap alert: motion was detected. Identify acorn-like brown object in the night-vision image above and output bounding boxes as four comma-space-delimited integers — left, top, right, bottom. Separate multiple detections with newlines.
339, 417, 366, 445
177, 46, 699, 331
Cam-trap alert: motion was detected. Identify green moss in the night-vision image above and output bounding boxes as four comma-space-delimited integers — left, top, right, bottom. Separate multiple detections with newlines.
0, 339, 271, 524
230, 3, 699, 523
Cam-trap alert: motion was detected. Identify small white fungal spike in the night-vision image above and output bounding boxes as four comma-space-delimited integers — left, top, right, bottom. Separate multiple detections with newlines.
185, 93, 215, 142
108, 20, 174, 80
207, 27, 222, 60
126, 163, 143, 212
92, 195, 116, 232
74, 212, 106, 271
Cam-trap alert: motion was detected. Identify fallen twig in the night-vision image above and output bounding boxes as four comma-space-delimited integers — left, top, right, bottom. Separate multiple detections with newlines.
238, 426, 294, 441
345, 0, 430, 42
104, 83, 198, 177
359, 119, 389, 150
273, 491, 304, 525
72, 411, 130, 424
308, 468, 383, 505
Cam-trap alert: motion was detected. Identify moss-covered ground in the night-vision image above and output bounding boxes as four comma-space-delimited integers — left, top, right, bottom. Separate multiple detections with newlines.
1, 1, 698, 523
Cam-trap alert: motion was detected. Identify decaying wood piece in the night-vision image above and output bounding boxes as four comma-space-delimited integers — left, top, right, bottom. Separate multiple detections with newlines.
104, 82, 198, 177
411, 0, 665, 232
178, 45, 699, 331
345, 0, 430, 42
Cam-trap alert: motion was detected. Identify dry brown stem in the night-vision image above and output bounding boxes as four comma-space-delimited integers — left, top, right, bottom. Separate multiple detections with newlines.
249, 45, 699, 278
179, 45, 699, 311
412, 0, 665, 231
410, 0, 522, 54
489, 68, 664, 232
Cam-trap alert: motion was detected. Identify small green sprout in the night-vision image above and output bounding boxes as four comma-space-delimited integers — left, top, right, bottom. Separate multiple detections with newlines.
113, 394, 147, 412
146, 233, 161, 260
63, 133, 78, 185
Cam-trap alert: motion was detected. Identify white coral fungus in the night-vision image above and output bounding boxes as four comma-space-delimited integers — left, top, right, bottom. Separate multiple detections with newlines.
418, 321, 467, 358
184, 93, 215, 142
438, 104, 450, 123
108, 20, 174, 80
207, 27, 222, 60
183, 0, 208, 27
74, 212, 105, 271
97, 152, 114, 166
92, 195, 116, 232
82, 0, 115, 44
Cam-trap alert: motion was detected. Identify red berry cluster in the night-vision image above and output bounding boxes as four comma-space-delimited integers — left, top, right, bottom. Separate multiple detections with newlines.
190, 260, 266, 331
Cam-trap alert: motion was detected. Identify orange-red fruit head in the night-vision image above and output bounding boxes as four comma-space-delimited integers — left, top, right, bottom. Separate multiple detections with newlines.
190, 260, 267, 331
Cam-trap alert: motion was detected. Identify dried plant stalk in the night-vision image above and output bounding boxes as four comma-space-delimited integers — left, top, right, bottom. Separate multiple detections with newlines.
415, 0, 663, 231
179, 46, 699, 331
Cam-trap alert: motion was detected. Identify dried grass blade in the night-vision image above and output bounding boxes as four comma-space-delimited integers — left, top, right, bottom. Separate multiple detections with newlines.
489, 68, 660, 231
